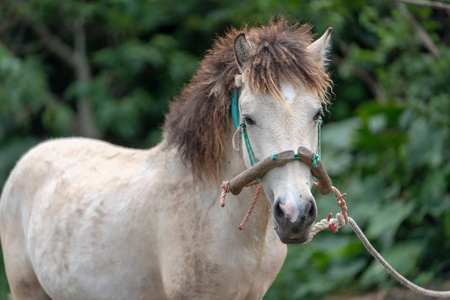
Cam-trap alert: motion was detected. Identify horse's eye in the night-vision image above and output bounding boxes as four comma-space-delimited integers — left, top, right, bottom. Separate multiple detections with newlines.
242, 115, 255, 125
313, 109, 324, 121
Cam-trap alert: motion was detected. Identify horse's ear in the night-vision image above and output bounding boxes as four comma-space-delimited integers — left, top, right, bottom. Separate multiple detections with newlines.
307, 27, 333, 67
234, 33, 252, 72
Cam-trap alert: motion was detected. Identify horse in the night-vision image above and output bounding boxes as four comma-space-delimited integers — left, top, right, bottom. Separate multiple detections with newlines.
0, 18, 333, 299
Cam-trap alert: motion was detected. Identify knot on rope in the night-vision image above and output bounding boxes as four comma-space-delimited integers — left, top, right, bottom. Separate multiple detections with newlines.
335, 212, 346, 227
312, 154, 321, 167
302, 184, 349, 244
303, 212, 347, 244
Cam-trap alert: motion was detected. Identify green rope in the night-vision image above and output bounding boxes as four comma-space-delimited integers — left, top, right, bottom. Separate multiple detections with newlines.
312, 154, 321, 167
231, 89, 240, 129
240, 122, 259, 181
312, 116, 323, 178
317, 116, 322, 158
240, 122, 257, 167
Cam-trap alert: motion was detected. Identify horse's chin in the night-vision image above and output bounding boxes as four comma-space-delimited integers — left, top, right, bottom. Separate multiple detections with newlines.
275, 230, 310, 244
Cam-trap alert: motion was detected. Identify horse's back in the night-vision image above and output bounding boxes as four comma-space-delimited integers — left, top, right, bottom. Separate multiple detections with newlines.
0, 137, 149, 228
0, 137, 164, 299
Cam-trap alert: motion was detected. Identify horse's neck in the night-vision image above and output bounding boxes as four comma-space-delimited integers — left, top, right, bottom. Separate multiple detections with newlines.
197, 130, 276, 247
204, 137, 286, 282
218, 140, 273, 233
149, 135, 285, 296
157, 130, 275, 245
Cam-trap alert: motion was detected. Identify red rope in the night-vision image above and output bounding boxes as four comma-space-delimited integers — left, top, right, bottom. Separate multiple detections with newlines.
239, 183, 261, 230
332, 186, 348, 224
220, 181, 230, 207
220, 180, 262, 230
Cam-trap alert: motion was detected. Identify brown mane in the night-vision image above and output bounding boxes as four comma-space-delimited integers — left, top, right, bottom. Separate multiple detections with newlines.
163, 17, 332, 179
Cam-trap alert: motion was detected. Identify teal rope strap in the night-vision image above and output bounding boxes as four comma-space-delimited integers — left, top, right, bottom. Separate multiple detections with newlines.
313, 115, 323, 177
242, 124, 259, 181
317, 116, 322, 157
240, 122, 257, 166
231, 89, 240, 129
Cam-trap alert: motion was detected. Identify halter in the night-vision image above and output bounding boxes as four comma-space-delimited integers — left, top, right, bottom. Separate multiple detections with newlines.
231, 89, 323, 168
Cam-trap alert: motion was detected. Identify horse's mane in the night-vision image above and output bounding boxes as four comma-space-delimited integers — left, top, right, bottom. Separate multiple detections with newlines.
163, 17, 331, 179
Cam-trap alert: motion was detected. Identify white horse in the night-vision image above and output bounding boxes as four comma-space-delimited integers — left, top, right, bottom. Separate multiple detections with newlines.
0, 18, 332, 299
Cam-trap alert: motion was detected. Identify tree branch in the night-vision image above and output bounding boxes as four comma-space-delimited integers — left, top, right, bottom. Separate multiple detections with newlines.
73, 18, 102, 138
17, 10, 102, 138
332, 55, 387, 103
73, 18, 91, 81
398, 4, 442, 58
31, 23, 76, 68
334, 35, 387, 103
397, 0, 450, 12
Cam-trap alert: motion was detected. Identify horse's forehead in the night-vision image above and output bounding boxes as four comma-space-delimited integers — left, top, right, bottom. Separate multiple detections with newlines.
242, 81, 317, 109
280, 83, 298, 105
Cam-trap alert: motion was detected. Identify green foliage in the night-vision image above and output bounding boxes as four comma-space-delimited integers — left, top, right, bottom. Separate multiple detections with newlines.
0, 0, 449, 299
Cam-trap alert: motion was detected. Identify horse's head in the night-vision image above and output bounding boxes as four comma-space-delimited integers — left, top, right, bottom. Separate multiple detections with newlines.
233, 27, 332, 244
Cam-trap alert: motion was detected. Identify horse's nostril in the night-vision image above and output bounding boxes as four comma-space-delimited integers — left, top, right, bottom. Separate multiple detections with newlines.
274, 199, 283, 216
305, 201, 312, 215
307, 199, 316, 219
273, 198, 289, 222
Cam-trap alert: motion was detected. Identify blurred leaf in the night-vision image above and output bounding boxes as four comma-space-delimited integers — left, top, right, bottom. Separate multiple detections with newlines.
42, 102, 75, 136
366, 201, 414, 239
0, 137, 39, 190
359, 241, 425, 289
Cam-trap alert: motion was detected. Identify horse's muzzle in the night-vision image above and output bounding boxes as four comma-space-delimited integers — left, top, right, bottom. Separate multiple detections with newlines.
224, 146, 331, 244
272, 194, 317, 244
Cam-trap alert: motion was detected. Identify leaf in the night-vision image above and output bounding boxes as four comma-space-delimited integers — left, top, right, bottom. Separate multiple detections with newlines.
366, 201, 414, 239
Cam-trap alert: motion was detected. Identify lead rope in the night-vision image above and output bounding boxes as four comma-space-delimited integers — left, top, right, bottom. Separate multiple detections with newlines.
305, 184, 450, 298
349, 218, 450, 298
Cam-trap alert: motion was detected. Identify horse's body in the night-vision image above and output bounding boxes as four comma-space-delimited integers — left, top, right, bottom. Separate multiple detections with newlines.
1, 18, 332, 299
1, 137, 284, 299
